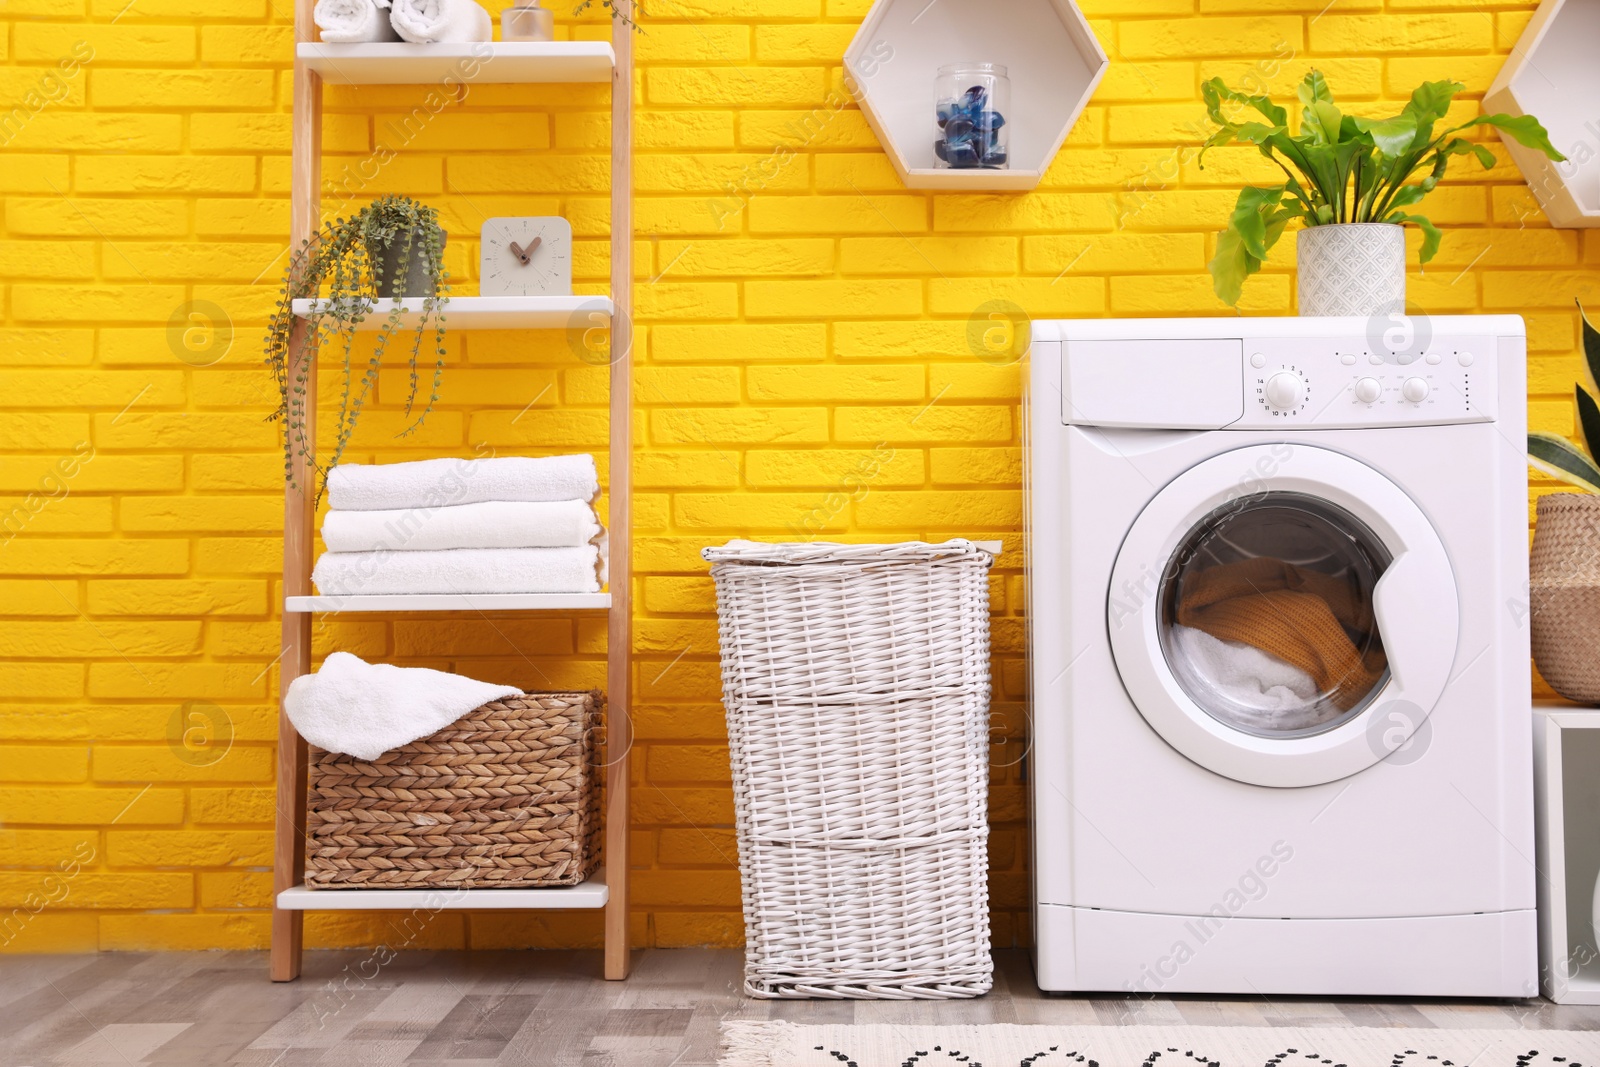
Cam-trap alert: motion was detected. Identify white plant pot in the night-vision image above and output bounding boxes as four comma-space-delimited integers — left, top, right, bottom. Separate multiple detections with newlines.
1296, 222, 1406, 317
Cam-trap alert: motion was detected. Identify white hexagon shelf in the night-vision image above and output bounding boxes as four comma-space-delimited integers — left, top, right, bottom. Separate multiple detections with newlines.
1485, 0, 1600, 227
844, 0, 1107, 192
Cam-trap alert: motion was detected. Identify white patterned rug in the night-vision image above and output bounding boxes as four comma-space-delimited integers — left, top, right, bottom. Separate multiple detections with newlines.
718, 1022, 1600, 1067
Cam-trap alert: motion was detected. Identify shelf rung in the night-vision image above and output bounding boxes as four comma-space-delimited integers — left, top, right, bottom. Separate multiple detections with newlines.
286, 592, 611, 613
298, 41, 615, 85
277, 869, 609, 910
290, 295, 612, 331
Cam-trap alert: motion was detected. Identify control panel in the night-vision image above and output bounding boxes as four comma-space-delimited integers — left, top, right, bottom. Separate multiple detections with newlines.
1238, 335, 1495, 428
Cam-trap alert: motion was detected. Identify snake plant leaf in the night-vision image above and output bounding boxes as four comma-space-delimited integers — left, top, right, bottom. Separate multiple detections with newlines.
1350, 115, 1419, 158
1581, 301, 1600, 399
1450, 114, 1566, 161
1386, 211, 1442, 263
1530, 432, 1600, 494
1577, 386, 1600, 467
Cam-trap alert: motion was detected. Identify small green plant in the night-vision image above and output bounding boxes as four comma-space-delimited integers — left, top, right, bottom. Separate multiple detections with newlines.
265, 195, 449, 500
1201, 71, 1564, 306
574, 0, 640, 30
1530, 303, 1600, 494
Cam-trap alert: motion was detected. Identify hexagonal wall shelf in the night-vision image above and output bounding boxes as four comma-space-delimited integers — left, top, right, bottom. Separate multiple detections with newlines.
1485, 0, 1600, 227
844, 0, 1107, 192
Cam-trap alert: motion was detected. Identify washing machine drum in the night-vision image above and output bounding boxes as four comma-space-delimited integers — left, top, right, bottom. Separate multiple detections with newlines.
1107, 444, 1459, 788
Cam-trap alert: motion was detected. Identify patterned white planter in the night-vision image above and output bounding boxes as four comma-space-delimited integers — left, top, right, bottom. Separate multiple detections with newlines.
1296, 222, 1406, 317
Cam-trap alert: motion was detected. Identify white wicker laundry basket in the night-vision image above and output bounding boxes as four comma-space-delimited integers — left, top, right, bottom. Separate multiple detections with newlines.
703, 539, 997, 999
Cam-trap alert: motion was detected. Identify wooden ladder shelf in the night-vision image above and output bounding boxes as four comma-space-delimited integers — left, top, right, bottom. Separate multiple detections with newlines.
271, 3, 634, 983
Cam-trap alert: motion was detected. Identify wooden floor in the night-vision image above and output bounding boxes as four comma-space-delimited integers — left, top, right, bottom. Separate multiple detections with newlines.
6, 948, 1600, 1066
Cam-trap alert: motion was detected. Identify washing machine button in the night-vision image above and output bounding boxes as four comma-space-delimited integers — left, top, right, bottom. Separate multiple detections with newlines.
1250, 352, 1267, 368
1340, 352, 1357, 366
1354, 377, 1382, 404
1458, 350, 1475, 367
1425, 351, 1443, 365
1265, 371, 1305, 410
1402, 377, 1430, 403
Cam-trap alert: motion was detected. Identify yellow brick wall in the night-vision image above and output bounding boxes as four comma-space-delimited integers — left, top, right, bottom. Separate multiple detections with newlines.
0, 0, 1594, 953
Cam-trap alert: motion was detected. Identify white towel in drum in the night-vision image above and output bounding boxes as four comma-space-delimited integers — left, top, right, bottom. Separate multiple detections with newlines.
388, 0, 491, 43
284, 651, 520, 761
313, 0, 399, 42
321, 500, 602, 553
1172, 624, 1321, 715
328, 454, 599, 511
312, 543, 606, 596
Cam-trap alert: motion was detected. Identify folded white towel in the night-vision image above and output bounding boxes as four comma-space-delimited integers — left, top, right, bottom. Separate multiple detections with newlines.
388, 0, 491, 43
328, 455, 599, 512
314, 0, 399, 42
313, 543, 605, 596
285, 651, 520, 761
1172, 624, 1333, 730
322, 500, 602, 553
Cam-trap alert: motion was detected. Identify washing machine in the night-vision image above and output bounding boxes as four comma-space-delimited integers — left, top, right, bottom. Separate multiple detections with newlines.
1026, 316, 1536, 997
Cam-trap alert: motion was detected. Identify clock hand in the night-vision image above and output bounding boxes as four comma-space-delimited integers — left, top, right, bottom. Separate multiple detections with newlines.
508, 240, 529, 265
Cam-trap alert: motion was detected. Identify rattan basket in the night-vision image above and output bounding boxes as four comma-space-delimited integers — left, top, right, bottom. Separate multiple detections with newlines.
703, 539, 996, 999
1532, 493, 1600, 705
304, 691, 602, 889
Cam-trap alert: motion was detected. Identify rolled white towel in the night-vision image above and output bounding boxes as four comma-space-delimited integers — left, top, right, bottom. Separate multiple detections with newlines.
313, 544, 605, 596
314, 0, 399, 41
285, 651, 521, 761
322, 500, 602, 553
388, 0, 491, 43
328, 454, 599, 511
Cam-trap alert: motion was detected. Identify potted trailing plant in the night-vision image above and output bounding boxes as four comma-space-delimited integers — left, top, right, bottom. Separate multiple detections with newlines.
265, 194, 449, 500
1528, 303, 1600, 705
1202, 72, 1564, 315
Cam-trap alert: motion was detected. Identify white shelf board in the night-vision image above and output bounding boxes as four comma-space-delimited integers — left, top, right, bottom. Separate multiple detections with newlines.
286, 592, 611, 613
298, 41, 615, 85
290, 295, 611, 331
278, 869, 608, 910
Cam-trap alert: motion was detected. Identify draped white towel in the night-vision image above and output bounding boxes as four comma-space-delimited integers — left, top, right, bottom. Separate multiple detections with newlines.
387, 0, 491, 43
1172, 624, 1329, 731
327, 454, 599, 511
312, 543, 606, 596
284, 651, 520, 761
321, 500, 602, 553
313, 0, 399, 42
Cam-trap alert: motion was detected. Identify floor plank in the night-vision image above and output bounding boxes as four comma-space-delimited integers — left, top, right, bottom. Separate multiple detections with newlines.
4, 948, 1600, 1066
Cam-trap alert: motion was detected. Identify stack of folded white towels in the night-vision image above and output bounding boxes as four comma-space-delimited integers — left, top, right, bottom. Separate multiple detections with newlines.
311, 454, 607, 597
313, 0, 490, 44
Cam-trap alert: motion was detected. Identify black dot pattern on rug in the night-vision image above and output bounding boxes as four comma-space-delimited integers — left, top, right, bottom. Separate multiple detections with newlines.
807, 1040, 1583, 1067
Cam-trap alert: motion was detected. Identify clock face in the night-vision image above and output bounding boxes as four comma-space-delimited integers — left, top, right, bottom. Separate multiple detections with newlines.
479, 216, 573, 297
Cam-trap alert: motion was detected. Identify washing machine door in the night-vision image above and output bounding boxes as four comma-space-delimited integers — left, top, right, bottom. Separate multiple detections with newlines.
1107, 443, 1458, 788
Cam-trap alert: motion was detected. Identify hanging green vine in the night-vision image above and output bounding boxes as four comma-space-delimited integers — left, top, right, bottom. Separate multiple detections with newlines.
265, 195, 449, 501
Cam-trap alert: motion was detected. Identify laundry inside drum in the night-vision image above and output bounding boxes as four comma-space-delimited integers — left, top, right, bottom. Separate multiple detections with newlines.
1156, 491, 1392, 739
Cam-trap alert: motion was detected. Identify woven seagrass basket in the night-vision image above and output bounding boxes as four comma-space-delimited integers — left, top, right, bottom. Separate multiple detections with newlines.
1532, 493, 1600, 705
304, 691, 602, 889
704, 539, 996, 1000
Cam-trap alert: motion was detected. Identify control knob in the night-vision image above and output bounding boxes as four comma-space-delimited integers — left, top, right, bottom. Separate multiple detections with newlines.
1353, 377, 1382, 404
1402, 377, 1430, 403
1264, 371, 1305, 411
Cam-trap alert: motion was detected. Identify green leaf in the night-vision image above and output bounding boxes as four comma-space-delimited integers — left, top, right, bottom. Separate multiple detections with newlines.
1209, 185, 1287, 306
1297, 70, 1333, 107
1402, 80, 1463, 143
1530, 432, 1600, 494
1208, 227, 1256, 308
1451, 114, 1566, 161
1201, 76, 1288, 128
1350, 114, 1419, 158
1581, 301, 1600, 398
1302, 100, 1344, 145
1231, 184, 1285, 259
1387, 211, 1442, 263
1578, 386, 1600, 466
